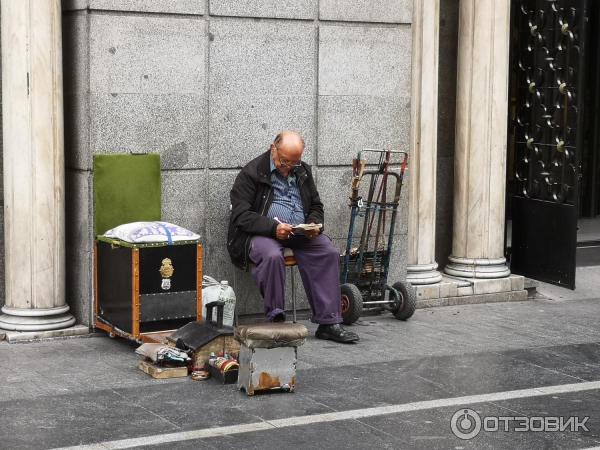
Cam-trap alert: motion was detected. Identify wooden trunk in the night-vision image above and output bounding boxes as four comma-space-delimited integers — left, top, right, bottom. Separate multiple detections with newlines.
94, 238, 203, 343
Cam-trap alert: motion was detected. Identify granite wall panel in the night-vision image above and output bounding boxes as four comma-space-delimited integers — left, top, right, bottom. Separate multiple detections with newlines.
319, 0, 412, 24
59, 4, 414, 321
208, 19, 316, 168
89, 93, 206, 169
62, 0, 205, 14
161, 170, 207, 235
209, 0, 316, 20
65, 170, 94, 326
62, 12, 90, 170
87, 14, 207, 169
318, 24, 411, 165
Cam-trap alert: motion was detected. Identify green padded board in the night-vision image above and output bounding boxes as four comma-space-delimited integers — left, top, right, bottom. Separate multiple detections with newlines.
93, 154, 161, 236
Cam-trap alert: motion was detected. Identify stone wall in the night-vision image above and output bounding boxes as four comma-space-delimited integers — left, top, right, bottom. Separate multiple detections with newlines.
61, 0, 413, 325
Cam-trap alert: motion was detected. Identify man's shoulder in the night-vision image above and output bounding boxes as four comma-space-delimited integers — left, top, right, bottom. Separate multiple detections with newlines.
232, 151, 271, 190
241, 150, 270, 174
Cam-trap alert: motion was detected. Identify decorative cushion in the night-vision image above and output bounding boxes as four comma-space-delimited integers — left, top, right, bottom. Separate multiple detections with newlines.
104, 221, 200, 244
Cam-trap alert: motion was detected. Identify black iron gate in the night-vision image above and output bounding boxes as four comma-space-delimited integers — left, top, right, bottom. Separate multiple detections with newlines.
508, 0, 588, 288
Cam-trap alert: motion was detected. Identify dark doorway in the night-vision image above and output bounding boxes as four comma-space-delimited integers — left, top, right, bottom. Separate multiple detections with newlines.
578, 0, 600, 266
506, 0, 598, 289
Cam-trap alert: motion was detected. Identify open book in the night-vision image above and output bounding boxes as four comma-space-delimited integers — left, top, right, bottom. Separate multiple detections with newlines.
292, 223, 323, 233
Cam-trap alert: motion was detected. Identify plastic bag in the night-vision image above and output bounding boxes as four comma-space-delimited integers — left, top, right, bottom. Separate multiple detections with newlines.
202, 276, 236, 327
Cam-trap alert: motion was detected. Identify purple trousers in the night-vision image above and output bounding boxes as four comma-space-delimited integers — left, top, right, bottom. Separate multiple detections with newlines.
249, 234, 342, 324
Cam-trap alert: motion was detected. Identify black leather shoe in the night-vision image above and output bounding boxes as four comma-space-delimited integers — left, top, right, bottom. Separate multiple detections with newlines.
272, 312, 286, 323
315, 324, 359, 343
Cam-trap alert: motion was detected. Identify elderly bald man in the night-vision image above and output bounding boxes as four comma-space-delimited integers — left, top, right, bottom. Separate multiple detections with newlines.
227, 131, 359, 343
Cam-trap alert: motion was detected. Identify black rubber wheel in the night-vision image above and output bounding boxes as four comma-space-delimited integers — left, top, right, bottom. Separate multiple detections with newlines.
391, 281, 416, 320
340, 283, 363, 325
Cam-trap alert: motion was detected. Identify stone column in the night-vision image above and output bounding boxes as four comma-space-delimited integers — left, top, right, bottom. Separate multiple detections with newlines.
406, 0, 442, 285
444, 0, 511, 279
0, 0, 75, 330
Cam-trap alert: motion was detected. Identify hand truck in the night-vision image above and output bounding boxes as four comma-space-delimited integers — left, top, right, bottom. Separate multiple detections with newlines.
339, 149, 416, 324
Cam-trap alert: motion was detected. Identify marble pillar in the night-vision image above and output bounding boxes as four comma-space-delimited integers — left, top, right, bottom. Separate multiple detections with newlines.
444, 0, 511, 279
0, 0, 75, 330
406, 0, 443, 285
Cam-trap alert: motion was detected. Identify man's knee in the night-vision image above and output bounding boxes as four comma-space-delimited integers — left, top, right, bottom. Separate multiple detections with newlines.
323, 240, 340, 260
261, 248, 284, 265
251, 238, 284, 266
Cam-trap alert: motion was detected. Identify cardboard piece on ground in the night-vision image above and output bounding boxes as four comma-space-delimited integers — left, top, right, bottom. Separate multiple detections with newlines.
137, 360, 188, 379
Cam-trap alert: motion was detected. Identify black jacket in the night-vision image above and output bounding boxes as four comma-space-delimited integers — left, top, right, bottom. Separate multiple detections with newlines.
227, 150, 324, 270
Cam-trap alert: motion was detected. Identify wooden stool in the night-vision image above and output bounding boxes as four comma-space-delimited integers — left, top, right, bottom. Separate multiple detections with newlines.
283, 248, 298, 323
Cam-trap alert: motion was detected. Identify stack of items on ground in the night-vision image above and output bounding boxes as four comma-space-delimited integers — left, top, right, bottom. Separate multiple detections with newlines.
135, 300, 240, 382
135, 346, 240, 382
134, 300, 309, 396
135, 343, 191, 379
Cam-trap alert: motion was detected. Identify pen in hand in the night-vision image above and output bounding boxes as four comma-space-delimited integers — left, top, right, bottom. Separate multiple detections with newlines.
274, 217, 295, 236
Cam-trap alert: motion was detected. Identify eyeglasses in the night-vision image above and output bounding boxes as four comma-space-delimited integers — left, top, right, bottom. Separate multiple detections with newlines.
275, 146, 302, 168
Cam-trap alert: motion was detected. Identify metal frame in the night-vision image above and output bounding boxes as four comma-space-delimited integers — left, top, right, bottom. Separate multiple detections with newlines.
131, 248, 141, 338
341, 149, 409, 307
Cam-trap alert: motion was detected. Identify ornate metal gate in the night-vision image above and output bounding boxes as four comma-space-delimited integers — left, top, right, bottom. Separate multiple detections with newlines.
508, 0, 588, 288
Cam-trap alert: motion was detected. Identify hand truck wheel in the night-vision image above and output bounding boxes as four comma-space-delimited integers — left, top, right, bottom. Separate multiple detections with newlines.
390, 281, 416, 320
340, 283, 363, 325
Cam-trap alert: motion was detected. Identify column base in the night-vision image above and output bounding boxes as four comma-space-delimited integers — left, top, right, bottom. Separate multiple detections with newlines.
444, 256, 510, 279
407, 263, 443, 285
0, 305, 76, 331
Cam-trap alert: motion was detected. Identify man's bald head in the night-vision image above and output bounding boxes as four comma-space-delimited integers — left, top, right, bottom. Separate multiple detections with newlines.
273, 131, 305, 152
271, 130, 305, 176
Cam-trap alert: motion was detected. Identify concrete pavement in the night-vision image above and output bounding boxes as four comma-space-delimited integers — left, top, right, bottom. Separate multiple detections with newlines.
2, 291, 600, 449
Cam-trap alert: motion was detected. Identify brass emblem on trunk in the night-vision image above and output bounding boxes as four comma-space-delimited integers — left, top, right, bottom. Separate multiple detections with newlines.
159, 258, 174, 278
160, 258, 174, 291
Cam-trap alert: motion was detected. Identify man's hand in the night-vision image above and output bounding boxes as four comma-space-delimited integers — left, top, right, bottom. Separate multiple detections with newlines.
276, 223, 294, 240
304, 228, 320, 239
304, 222, 320, 239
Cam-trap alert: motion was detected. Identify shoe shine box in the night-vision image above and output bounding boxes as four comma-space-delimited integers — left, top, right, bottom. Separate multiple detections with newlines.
234, 323, 308, 396
93, 154, 203, 343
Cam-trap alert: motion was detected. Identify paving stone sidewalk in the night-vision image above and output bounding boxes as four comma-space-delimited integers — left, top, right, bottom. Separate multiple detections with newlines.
2, 292, 600, 449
